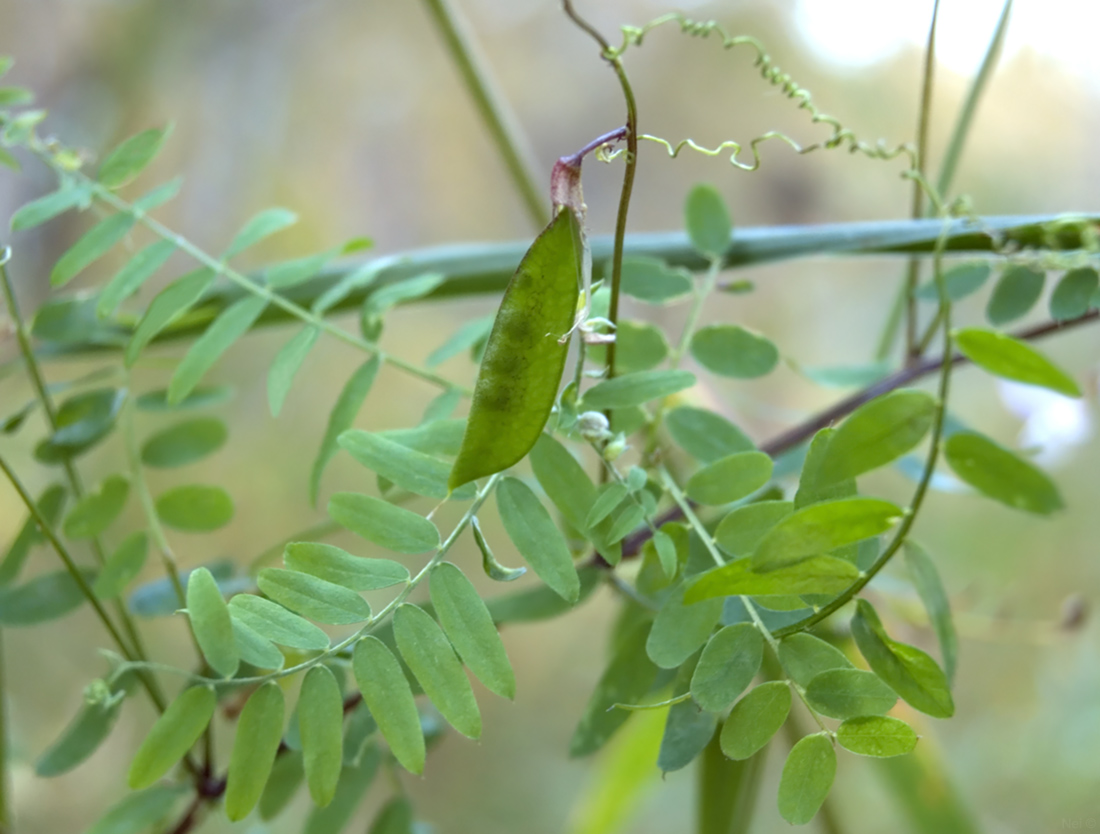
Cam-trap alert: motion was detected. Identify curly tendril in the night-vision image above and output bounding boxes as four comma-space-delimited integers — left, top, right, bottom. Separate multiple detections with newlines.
603, 13, 921, 177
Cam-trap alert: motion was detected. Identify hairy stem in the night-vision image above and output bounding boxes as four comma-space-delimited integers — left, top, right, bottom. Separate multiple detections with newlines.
420, 0, 549, 230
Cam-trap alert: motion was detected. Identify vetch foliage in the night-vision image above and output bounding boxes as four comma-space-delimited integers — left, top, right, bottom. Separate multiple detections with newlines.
0, 2, 1095, 830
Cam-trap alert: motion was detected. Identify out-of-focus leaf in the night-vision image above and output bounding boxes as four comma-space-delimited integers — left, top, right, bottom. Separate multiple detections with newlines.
96, 240, 178, 318
224, 208, 298, 259
309, 356, 380, 506
98, 126, 171, 189
665, 407, 754, 463
0, 484, 66, 586
903, 540, 958, 683
127, 686, 216, 789
0, 568, 94, 626
225, 682, 285, 821
35, 673, 133, 777
125, 268, 216, 366
685, 183, 732, 259
51, 213, 135, 287
691, 325, 778, 378
86, 783, 190, 834
141, 418, 227, 468
1049, 267, 1098, 321
268, 325, 320, 417
685, 451, 772, 506
580, 370, 696, 411
155, 484, 234, 532
619, 256, 693, 303
943, 431, 1063, 515
914, 262, 990, 301
986, 264, 1045, 325
954, 327, 1080, 397
11, 183, 91, 231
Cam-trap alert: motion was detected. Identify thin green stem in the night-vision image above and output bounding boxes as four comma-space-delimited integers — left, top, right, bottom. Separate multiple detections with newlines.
25, 146, 466, 396
774, 223, 955, 640
905, 0, 940, 362
562, 1, 638, 382
0, 632, 8, 834
420, 0, 549, 230
121, 473, 503, 688
0, 251, 155, 669
936, 0, 1014, 198
121, 392, 187, 609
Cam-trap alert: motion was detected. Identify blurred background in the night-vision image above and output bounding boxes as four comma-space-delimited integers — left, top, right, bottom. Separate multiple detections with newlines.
1, 0, 1100, 832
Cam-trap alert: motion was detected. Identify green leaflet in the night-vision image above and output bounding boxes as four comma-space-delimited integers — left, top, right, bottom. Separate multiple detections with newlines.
580, 369, 696, 411
155, 484, 234, 532
309, 356, 380, 506
10, 183, 90, 231
186, 566, 239, 678
719, 681, 791, 761
368, 797, 415, 834
427, 314, 495, 367
259, 750, 304, 820
421, 388, 460, 423
587, 320, 670, 374
268, 325, 320, 417
752, 497, 903, 571
51, 212, 135, 287
684, 183, 732, 259
130, 561, 233, 618
225, 682, 285, 821
228, 593, 331, 650
666, 407, 754, 463
352, 636, 425, 774
690, 324, 778, 378
798, 361, 891, 389
267, 249, 340, 291
852, 599, 954, 718
794, 427, 856, 510
495, 476, 579, 603
903, 540, 958, 683
836, 716, 918, 758
647, 583, 723, 669
34, 388, 124, 464
140, 417, 227, 468
658, 653, 718, 773
125, 268, 216, 366
685, 451, 772, 505
619, 256, 693, 303
604, 503, 646, 545
817, 389, 937, 483
96, 240, 178, 318
284, 542, 409, 591
914, 262, 991, 301
0, 484, 66, 587
35, 674, 132, 777
954, 327, 1080, 397
232, 618, 285, 670
328, 492, 440, 554
471, 516, 526, 582
986, 264, 1045, 325
128, 685, 216, 789
0, 568, 94, 626
224, 207, 298, 258
528, 433, 620, 564
379, 419, 465, 457
586, 483, 629, 529
393, 603, 481, 738
339, 430, 456, 499
430, 562, 515, 699
98, 126, 170, 189
943, 431, 1063, 515
685, 556, 859, 602
690, 623, 763, 712
715, 500, 793, 558
298, 665, 345, 807
137, 385, 233, 412
1049, 267, 1098, 321
61, 473, 129, 539
362, 271, 445, 322
449, 208, 582, 490
86, 783, 191, 834
304, 747, 382, 834
168, 296, 268, 405
570, 624, 659, 758
341, 702, 379, 767
804, 668, 897, 719
256, 568, 371, 625
778, 733, 836, 825
651, 528, 680, 580
776, 633, 853, 688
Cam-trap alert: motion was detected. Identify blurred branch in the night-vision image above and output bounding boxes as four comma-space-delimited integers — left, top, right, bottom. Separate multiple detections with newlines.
420, 0, 549, 230
27, 213, 1100, 359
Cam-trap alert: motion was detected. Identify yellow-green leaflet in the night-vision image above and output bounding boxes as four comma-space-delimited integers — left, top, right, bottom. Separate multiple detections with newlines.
127, 685, 216, 789
449, 208, 583, 490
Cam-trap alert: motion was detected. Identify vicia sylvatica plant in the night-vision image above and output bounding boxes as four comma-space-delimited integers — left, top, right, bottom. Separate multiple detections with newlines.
0, 1, 1094, 832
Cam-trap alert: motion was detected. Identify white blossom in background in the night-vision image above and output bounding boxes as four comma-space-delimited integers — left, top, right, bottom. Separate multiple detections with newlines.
996, 379, 1093, 467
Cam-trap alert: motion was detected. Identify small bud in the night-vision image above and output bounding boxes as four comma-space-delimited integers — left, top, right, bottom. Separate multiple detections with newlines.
577, 411, 611, 442
84, 679, 111, 705
602, 432, 628, 461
